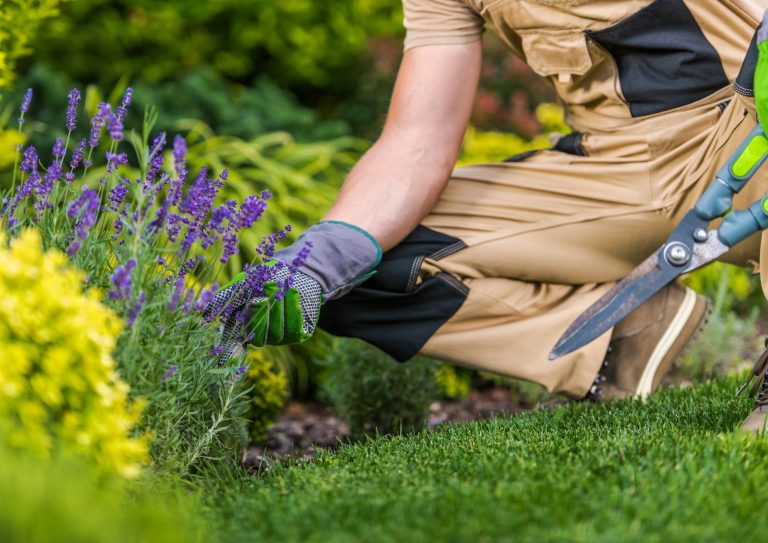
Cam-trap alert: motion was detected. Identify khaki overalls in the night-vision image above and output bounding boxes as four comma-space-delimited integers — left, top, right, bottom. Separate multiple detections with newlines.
320, 0, 768, 398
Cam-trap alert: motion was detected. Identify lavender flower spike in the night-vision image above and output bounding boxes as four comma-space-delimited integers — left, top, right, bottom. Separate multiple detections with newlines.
89, 102, 111, 148
161, 365, 179, 382
109, 258, 136, 300
116, 87, 133, 118
66, 89, 81, 132
18, 88, 32, 124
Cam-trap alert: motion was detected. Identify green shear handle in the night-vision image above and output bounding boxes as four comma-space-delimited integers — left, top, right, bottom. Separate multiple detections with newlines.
694, 126, 768, 247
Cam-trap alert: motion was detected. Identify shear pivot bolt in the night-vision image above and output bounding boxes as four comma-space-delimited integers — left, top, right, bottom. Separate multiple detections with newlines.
665, 243, 691, 266
693, 228, 708, 242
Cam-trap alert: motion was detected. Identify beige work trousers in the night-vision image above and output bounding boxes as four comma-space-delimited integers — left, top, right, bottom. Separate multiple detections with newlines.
419, 89, 768, 398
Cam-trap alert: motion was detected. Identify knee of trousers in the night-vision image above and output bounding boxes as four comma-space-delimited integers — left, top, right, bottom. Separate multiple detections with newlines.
318, 225, 469, 362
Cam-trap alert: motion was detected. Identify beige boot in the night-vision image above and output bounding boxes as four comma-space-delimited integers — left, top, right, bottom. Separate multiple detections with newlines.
739, 342, 768, 433
586, 283, 710, 401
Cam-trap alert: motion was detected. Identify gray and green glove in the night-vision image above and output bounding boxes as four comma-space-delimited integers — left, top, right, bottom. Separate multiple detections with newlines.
756, 11, 768, 132
204, 221, 381, 360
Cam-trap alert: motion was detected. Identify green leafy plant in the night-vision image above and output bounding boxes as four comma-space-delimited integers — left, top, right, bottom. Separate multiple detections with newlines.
321, 338, 439, 438
677, 263, 763, 380
434, 365, 473, 400
32, 0, 403, 93
243, 348, 289, 442
1, 87, 296, 476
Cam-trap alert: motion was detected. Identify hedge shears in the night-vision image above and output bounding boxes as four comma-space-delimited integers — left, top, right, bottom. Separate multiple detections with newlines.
550, 125, 768, 360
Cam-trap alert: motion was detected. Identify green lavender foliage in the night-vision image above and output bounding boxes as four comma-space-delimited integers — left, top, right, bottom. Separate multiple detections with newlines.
2, 97, 257, 477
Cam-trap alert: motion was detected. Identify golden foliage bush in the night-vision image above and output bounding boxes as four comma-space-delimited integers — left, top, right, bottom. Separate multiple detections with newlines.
0, 229, 148, 477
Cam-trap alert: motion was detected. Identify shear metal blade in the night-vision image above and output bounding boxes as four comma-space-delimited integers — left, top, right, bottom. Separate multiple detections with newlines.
549, 250, 677, 360
549, 232, 729, 360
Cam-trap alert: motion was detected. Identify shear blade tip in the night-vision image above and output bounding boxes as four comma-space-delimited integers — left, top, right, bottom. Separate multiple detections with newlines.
548, 348, 565, 361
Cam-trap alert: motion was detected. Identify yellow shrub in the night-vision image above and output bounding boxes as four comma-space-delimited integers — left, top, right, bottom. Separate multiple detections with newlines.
457, 103, 571, 167
0, 229, 148, 477
0, 0, 59, 91
245, 349, 289, 442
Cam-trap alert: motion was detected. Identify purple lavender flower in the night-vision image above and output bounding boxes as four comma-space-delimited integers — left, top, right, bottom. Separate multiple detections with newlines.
156, 255, 167, 266
210, 343, 226, 357
108, 112, 124, 141
66, 139, 87, 183
166, 213, 183, 242
65, 89, 81, 132
256, 227, 290, 259
233, 364, 249, 381
66, 186, 99, 245
167, 276, 186, 311
181, 257, 196, 276
16, 146, 42, 210
109, 258, 136, 300
220, 231, 239, 263
195, 283, 218, 311
178, 167, 225, 252
128, 292, 145, 326
236, 194, 268, 230
20, 145, 38, 174
89, 103, 111, 148
161, 365, 179, 382
108, 180, 129, 211
273, 275, 294, 301
182, 288, 195, 314
112, 217, 123, 240
144, 152, 164, 191
168, 135, 188, 207
290, 240, 312, 271
18, 88, 32, 124
105, 152, 128, 175
38, 160, 62, 212
243, 261, 280, 301
52, 138, 65, 160
115, 87, 133, 118
209, 200, 237, 233
66, 241, 80, 257
203, 200, 236, 250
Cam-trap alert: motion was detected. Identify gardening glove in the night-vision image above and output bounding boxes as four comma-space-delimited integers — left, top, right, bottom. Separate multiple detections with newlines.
204, 221, 381, 359
756, 11, 768, 134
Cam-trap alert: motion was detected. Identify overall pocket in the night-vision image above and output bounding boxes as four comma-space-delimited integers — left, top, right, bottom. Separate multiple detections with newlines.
517, 28, 593, 85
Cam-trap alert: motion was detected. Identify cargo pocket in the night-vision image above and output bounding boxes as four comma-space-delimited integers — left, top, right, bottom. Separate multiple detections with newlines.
517, 28, 593, 86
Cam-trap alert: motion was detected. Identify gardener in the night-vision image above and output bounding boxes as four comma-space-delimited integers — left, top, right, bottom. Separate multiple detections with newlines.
212, 0, 768, 430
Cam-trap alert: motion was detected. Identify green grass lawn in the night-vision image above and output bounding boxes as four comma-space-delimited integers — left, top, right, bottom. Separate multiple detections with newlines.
207, 376, 768, 543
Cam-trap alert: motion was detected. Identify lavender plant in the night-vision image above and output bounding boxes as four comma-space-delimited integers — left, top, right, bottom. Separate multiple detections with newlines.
1, 88, 287, 475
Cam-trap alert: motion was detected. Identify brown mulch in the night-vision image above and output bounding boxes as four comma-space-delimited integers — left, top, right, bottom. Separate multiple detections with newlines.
243, 387, 530, 473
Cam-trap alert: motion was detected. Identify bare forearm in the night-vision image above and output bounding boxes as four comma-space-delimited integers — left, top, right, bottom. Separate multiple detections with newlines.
322, 42, 481, 251
323, 132, 458, 251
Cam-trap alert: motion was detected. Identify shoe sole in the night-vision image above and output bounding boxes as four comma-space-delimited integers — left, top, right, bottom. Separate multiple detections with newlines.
635, 287, 710, 398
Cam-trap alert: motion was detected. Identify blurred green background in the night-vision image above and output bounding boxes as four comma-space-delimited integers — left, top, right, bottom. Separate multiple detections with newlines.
1, 0, 762, 436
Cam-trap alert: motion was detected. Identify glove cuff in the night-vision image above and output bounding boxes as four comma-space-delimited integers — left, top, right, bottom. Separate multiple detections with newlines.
760, 10, 768, 45
273, 221, 382, 301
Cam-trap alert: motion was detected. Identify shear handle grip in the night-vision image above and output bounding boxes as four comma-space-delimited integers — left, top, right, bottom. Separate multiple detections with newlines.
717, 197, 768, 247
695, 126, 768, 220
